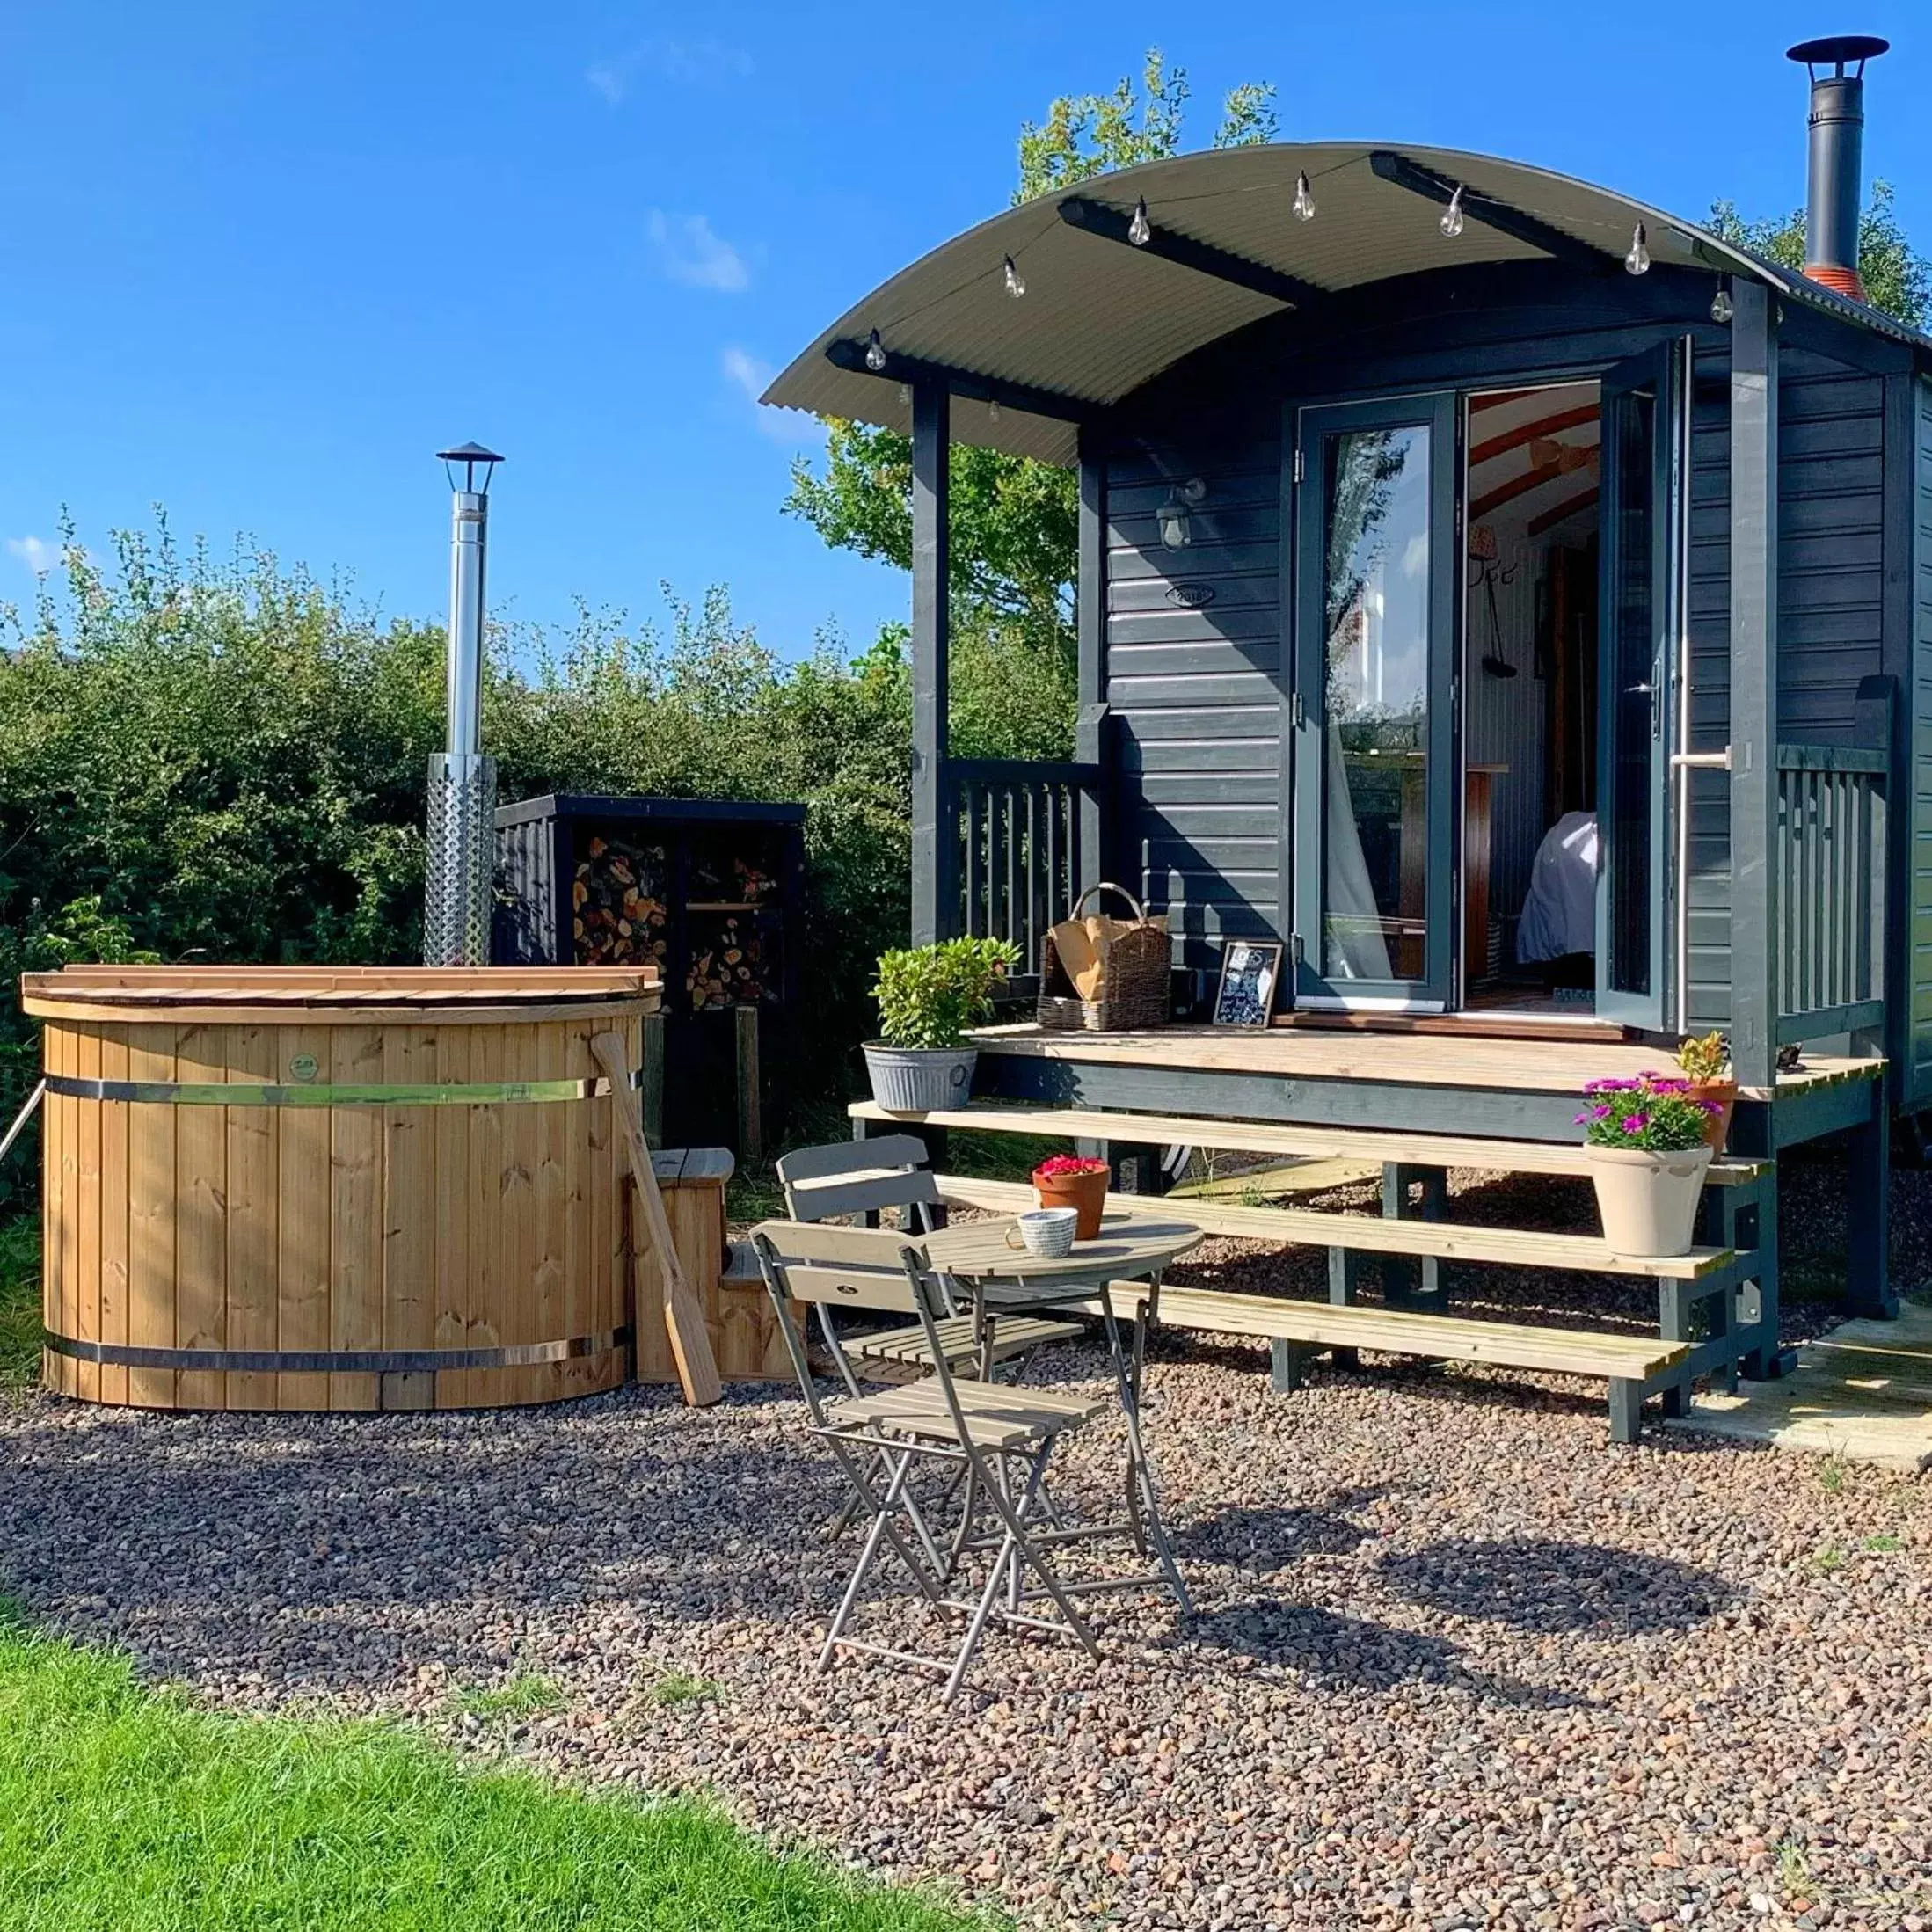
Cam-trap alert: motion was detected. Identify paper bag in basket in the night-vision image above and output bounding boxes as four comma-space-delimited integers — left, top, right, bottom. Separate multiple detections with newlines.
1050, 901, 1169, 1001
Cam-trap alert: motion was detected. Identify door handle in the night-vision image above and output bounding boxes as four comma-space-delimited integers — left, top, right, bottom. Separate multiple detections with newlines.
1624, 682, 1654, 696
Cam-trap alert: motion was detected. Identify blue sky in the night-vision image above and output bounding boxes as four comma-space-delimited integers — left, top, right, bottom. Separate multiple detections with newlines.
2, 4, 1924, 658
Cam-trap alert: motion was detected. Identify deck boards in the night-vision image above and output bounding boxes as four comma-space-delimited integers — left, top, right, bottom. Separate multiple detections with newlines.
969, 1023, 1880, 1103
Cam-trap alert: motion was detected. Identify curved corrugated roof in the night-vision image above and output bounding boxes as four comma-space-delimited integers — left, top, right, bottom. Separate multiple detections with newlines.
764, 140, 1925, 466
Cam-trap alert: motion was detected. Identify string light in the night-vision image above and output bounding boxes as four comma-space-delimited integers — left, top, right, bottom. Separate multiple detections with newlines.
864, 329, 887, 371
1002, 253, 1025, 297
1624, 223, 1651, 276
1710, 282, 1734, 324
1128, 197, 1151, 246
1292, 171, 1316, 222
1440, 185, 1466, 238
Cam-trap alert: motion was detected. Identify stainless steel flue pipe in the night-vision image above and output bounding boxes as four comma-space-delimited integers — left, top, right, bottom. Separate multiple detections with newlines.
423, 442, 503, 967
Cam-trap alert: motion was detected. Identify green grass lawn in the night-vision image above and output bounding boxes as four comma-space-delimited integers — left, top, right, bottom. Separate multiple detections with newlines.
0, 1605, 993, 1932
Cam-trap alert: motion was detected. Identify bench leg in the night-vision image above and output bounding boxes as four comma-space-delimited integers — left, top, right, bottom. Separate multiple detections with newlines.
1325, 1250, 1360, 1369
1269, 1337, 1317, 1395
1380, 1163, 1447, 1311
1608, 1378, 1642, 1446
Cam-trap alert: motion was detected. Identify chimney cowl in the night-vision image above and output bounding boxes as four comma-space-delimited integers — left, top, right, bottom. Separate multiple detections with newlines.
1786, 34, 1890, 303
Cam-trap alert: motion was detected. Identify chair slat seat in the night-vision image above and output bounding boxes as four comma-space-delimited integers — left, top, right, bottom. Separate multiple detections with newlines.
857, 1313, 1083, 1369
827, 1377, 1108, 1451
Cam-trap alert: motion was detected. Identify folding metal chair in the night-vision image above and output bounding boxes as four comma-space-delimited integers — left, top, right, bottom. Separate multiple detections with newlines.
752, 1219, 1119, 1702
776, 1135, 1082, 1379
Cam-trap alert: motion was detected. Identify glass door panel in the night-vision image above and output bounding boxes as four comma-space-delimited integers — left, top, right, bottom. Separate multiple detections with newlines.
1594, 341, 1685, 1028
1293, 393, 1456, 1007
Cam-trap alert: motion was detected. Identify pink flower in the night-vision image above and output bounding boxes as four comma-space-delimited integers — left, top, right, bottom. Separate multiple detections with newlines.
1621, 1112, 1649, 1134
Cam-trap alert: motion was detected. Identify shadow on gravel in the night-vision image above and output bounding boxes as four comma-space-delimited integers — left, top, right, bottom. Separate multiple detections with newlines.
1176, 1491, 1384, 1571
1180, 1602, 1582, 1708
1377, 1539, 1738, 1633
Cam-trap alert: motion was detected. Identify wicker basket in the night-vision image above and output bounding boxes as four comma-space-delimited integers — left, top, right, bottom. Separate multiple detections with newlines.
1037, 883, 1171, 1032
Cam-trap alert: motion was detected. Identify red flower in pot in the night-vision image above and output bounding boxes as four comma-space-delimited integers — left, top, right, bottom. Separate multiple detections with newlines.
1032, 1155, 1109, 1241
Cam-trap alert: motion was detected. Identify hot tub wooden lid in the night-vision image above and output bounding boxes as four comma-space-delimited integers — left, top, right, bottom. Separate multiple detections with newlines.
20, 966, 661, 1024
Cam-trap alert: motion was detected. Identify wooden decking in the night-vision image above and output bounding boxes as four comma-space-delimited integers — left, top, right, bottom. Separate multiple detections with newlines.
968, 1023, 1876, 1105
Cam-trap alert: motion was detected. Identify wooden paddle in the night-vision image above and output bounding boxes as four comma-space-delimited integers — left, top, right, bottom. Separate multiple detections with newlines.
591, 1031, 722, 1408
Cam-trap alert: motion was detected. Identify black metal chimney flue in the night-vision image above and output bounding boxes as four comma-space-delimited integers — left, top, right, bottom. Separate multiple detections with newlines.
1786, 34, 1890, 302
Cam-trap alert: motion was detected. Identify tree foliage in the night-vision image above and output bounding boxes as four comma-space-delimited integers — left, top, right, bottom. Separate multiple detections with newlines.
0, 525, 1064, 1203
1707, 180, 1931, 329
784, 51, 1274, 749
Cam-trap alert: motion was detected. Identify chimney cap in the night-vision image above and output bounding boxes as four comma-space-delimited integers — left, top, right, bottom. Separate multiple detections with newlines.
1786, 34, 1889, 73
435, 441, 506, 465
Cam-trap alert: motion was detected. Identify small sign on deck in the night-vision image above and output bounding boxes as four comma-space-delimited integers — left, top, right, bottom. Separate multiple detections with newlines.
1211, 940, 1282, 1027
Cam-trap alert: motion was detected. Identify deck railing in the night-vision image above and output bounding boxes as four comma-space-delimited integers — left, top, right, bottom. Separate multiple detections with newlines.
1773, 739, 1888, 1046
944, 758, 1104, 973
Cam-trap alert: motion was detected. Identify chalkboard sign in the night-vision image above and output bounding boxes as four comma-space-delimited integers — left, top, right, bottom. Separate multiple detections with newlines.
1212, 940, 1282, 1027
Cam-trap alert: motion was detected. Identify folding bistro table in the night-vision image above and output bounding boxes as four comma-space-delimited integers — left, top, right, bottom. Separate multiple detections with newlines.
920, 1209, 1201, 1615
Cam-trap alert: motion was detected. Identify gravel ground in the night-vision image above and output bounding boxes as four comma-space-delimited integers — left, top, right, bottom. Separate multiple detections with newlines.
4, 1157, 1930, 1932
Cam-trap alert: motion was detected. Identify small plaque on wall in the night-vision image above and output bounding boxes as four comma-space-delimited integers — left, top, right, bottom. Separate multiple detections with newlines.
1212, 941, 1282, 1028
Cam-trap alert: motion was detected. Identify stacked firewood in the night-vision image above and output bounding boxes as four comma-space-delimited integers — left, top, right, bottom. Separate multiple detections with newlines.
571, 835, 669, 969
687, 915, 767, 1009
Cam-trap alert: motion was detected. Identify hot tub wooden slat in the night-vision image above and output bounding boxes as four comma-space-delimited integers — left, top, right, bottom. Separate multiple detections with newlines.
330, 1025, 383, 1411
382, 1026, 435, 1413
176, 1025, 228, 1411
228, 1024, 280, 1411
99, 1030, 131, 1407
434, 1025, 474, 1411
127, 1026, 174, 1407
279, 1023, 332, 1411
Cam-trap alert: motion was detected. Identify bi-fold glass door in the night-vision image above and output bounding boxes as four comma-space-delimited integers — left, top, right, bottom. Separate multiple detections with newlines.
1290, 392, 1458, 1009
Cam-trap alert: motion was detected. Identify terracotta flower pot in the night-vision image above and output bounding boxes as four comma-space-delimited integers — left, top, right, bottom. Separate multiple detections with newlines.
1585, 1141, 1713, 1257
1034, 1165, 1108, 1241
1688, 1077, 1737, 1151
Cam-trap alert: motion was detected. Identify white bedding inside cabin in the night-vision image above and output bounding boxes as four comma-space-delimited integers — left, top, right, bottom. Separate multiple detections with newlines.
1516, 810, 1599, 963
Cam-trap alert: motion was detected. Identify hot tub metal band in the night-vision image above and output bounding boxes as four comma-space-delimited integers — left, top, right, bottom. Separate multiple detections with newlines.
43, 1329, 633, 1374
43, 1072, 642, 1107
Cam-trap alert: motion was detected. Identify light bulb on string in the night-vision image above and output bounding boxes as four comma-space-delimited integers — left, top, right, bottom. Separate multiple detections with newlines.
1440, 186, 1466, 239
1002, 254, 1025, 297
1624, 224, 1651, 276
1128, 198, 1151, 246
1292, 171, 1315, 222
1710, 282, 1734, 324
864, 329, 887, 371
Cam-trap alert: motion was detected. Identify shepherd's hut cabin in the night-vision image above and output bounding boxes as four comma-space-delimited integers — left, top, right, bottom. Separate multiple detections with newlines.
766, 37, 1925, 1431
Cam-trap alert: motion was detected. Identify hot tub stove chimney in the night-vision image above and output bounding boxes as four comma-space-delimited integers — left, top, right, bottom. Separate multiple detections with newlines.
1786, 34, 1890, 303
424, 441, 503, 966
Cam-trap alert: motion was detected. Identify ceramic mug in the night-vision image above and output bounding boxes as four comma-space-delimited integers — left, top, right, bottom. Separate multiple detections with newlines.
1006, 1207, 1078, 1258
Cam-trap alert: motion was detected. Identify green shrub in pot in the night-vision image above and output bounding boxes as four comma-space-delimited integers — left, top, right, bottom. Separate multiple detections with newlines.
864, 937, 1018, 1111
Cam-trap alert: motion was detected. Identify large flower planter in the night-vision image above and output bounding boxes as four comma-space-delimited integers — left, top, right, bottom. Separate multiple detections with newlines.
862, 1043, 977, 1112
1585, 1141, 1713, 1257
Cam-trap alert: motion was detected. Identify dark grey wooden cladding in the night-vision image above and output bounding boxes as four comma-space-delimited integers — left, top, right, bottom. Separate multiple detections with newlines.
1103, 405, 1283, 970
1910, 376, 1932, 1105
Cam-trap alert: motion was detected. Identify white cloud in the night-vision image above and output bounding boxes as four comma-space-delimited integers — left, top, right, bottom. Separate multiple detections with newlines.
587, 35, 751, 103
722, 346, 811, 444
6, 535, 59, 576
647, 210, 750, 293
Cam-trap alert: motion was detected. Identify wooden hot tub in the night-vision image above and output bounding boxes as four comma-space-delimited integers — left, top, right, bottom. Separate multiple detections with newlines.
20, 966, 660, 1411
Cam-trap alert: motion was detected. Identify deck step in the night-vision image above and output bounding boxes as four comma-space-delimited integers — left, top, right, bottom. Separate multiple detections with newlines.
1143, 1285, 1688, 1384
934, 1172, 1739, 1282
853, 1101, 1765, 1186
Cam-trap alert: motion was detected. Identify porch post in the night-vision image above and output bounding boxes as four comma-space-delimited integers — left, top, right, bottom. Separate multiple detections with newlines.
1728, 282, 1781, 1091
1075, 433, 1109, 904
911, 382, 955, 944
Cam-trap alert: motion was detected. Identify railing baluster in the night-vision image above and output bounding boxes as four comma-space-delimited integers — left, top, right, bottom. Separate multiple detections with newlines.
1044, 784, 1061, 944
